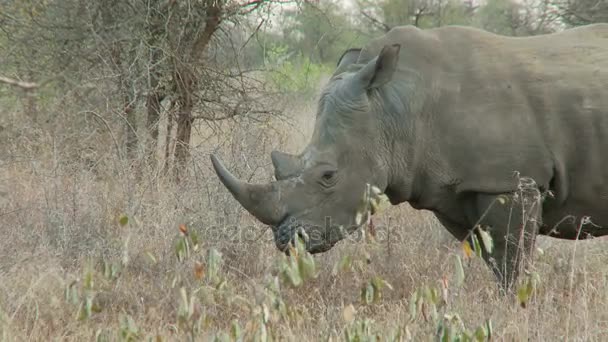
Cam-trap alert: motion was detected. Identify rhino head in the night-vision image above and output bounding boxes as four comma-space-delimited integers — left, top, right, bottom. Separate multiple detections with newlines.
211, 44, 402, 253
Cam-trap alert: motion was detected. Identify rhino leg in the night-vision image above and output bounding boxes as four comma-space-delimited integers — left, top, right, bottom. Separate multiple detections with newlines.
434, 212, 470, 241
470, 191, 541, 292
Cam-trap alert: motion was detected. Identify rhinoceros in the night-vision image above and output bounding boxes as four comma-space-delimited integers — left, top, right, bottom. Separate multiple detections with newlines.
211, 24, 608, 290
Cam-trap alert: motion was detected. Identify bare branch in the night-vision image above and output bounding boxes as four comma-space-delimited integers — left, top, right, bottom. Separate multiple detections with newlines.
360, 10, 392, 32
190, 4, 222, 63
240, 19, 265, 52
0, 76, 38, 90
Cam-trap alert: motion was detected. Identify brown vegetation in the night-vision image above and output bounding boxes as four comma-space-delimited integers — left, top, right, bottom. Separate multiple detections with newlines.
2, 97, 608, 341
1, 0, 607, 340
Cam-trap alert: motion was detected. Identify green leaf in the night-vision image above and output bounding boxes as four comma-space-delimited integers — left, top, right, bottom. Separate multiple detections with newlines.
91, 302, 102, 314
65, 281, 80, 305
474, 326, 487, 341
461, 331, 473, 342
424, 286, 439, 305
119, 215, 129, 226
370, 276, 393, 303
361, 283, 374, 305
127, 315, 139, 334
478, 228, 494, 254
429, 303, 439, 322
517, 274, 539, 309
190, 230, 200, 249
281, 257, 302, 288
231, 320, 242, 340
174, 237, 190, 262
439, 323, 450, 342
213, 332, 230, 342
517, 285, 529, 308
145, 251, 157, 264
472, 234, 483, 258
408, 291, 418, 321
79, 295, 98, 320
95, 329, 110, 342
178, 287, 192, 322
454, 255, 465, 287
83, 270, 94, 290
77, 302, 86, 321
332, 254, 352, 276
485, 319, 493, 340
298, 253, 316, 280
207, 248, 223, 285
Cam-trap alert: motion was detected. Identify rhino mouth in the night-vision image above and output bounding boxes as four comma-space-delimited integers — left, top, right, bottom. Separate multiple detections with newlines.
274, 217, 344, 254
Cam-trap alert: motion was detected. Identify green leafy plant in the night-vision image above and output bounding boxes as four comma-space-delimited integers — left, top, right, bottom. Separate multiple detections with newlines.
277, 237, 317, 287
436, 315, 493, 342
174, 224, 200, 262
266, 44, 332, 98
343, 318, 379, 342
360, 276, 393, 305
119, 314, 140, 342
517, 271, 541, 308
64, 262, 104, 321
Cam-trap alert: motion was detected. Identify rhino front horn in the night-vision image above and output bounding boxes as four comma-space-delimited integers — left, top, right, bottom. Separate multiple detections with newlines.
210, 154, 285, 226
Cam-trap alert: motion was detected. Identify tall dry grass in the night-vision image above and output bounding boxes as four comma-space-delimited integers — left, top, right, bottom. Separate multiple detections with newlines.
1, 94, 608, 341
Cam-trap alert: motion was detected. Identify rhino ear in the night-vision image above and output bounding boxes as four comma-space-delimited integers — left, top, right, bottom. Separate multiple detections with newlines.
271, 150, 302, 180
355, 44, 401, 90
337, 48, 362, 68
334, 48, 362, 76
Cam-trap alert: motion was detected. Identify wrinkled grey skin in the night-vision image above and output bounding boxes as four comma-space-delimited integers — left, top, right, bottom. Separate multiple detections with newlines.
211, 24, 608, 291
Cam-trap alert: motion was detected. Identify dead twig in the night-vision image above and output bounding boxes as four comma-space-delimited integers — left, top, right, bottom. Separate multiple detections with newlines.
0, 76, 38, 90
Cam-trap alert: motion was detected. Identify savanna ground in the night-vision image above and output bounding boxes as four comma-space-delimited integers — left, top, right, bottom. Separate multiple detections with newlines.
2, 89, 608, 342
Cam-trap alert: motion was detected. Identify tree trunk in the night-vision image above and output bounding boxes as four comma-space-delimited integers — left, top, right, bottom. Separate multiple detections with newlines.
124, 93, 138, 160
146, 90, 162, 152
164, 103, 175, 174
173, 65, 196, 181
146, 6, 165, 166
102, 2, 138, 161
166, 1, 221, 181
174, 103, 194, 181
146, 47, 163, 166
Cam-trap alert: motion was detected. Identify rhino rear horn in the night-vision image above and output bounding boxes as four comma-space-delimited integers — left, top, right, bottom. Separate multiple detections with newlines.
271, 150, 302, 180
210, 154, 285, 226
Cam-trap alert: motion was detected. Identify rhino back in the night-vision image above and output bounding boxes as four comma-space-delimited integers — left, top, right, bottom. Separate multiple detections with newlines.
363, 25, 608, 226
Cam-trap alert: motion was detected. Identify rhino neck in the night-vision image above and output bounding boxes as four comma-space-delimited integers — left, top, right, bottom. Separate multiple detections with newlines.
374, 79, 429, 208
381, 130, 422, 207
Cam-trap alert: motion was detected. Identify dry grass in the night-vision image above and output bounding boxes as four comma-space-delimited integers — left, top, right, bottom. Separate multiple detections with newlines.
2, 99, 608, 341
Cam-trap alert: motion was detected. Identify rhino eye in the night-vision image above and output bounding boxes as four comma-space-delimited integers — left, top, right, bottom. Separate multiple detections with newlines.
321, 170, 336, 181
